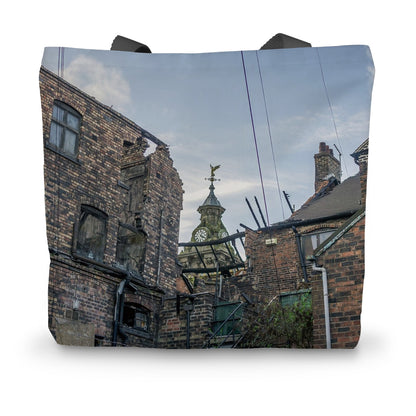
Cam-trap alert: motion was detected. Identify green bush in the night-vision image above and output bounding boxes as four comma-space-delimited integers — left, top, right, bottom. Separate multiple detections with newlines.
239, 294, 313, 348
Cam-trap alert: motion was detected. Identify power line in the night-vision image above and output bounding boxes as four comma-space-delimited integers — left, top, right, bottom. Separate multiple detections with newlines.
255, 51, 286, 220
240, 51, 270, 226
316, 48, 349, 178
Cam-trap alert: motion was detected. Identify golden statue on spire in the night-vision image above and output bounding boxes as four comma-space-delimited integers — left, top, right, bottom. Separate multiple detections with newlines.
208, 164, 221, 183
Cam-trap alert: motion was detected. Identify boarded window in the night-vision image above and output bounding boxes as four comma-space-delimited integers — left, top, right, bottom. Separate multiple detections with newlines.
301, 229, 334, 258
76, 205, 108, 262
49, 101, 81, 158
116, 224, 146, 273
123, 303, 149, 332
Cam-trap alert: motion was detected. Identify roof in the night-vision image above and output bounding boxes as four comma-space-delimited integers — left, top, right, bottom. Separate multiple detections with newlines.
199, 184, 223, 209
289, 174, 361, 222
351, 138, 369, 158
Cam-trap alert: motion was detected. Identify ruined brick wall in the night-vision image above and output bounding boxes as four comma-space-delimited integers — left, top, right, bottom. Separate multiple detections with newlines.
40, 68, 131, 260
120, 142, 183, 294
141, 145, 183, 294
40, 67, 183, 346
311, 215, 365, 348
157, 293, 214, 348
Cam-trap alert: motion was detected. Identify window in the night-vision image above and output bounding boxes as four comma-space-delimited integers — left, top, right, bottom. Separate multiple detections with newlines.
75, 205, 108, 262
48, 101, 81, 157
123, 303, 149, 332
280, 289, 311, 308
301, 229, 335, 258
64, 309, 79, 320
116, 224, 147, 274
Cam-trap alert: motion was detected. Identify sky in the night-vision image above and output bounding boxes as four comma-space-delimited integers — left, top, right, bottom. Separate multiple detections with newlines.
42, 45, 374, 243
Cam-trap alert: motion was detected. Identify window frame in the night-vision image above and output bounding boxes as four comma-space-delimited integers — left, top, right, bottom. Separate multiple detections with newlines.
279, 289, 311, 308
47, 100, 81, 159
301, 228, 336, 258
74, 205, 108, 263
115, 223, 147, 275
122, 303, 150, 333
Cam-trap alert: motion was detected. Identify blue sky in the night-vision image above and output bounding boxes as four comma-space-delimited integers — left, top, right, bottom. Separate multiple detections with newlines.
42, 45, 374, 243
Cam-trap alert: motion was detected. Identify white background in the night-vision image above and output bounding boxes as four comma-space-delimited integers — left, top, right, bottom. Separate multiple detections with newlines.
1, 1, 415, 415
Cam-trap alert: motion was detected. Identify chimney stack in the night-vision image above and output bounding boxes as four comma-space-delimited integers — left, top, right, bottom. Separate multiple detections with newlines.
314, 142, 341, 192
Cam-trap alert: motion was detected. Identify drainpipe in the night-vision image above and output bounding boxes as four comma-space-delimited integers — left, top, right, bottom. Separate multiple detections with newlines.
112, 278, 127, 346
183, 300, 194, 349
156, 207, 164, 285
311, 262, 331, 349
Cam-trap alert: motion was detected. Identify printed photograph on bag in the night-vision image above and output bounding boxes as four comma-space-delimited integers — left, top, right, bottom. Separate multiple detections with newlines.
40, 45, 374, 348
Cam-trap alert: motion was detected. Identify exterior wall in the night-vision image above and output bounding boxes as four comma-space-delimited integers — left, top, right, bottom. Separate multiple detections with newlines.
141, 145, 183, 293
311, 215, 365, 348
40, 67, 183, 346
239, 219, 344, 304
157, 293, 214, 348
40, 69, 129, 261
48, 261, 118, 345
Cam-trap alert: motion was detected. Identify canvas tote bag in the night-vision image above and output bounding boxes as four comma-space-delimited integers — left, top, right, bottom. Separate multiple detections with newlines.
40, 34, 374, 348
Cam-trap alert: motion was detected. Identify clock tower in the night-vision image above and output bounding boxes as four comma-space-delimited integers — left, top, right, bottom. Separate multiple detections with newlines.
178, 165, 234, 275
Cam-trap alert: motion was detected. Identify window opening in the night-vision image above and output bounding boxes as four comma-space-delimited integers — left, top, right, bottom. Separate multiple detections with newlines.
122, 303, 149, 332
301, 229, 335, 258
76, 205, 108, 262
116, 224, 146, 274
48, 101, 81, 157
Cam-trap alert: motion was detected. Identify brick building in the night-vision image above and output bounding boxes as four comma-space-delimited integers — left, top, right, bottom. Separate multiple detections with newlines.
309, 139, 368, 348
228, 140, 368, 348
40, 66, 183, 346
154, 139, 369, 349
40, 65, 368, 349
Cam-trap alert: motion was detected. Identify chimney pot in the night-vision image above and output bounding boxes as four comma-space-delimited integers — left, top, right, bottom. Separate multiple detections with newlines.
314, 141, 341, 192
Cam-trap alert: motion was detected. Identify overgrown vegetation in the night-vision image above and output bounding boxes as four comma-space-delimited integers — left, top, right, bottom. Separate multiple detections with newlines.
239, 294, 313, 348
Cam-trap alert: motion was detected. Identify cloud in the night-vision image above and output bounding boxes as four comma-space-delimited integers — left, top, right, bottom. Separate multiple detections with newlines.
64, 55, 131, 112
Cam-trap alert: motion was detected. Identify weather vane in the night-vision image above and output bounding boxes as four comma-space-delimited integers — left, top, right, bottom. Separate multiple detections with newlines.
205, 164, 221, 184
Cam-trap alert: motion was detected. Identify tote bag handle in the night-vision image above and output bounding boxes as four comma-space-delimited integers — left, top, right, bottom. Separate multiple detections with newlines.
110, 33, 311, 53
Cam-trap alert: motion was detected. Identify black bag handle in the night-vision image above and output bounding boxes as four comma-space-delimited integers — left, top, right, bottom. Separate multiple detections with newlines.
110, 33, 311, 54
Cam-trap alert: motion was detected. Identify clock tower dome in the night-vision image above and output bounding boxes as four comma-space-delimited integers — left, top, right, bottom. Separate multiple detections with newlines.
191, 165, 229, 243
178, 165, 234, 276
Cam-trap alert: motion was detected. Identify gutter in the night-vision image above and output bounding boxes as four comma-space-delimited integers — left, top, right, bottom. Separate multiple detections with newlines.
311, 261, 331, 349
259, 210, 358, 233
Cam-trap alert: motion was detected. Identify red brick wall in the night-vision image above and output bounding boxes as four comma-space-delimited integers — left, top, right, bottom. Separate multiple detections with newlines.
157, 293, 214, 348
40, 67, 183, 346
311, 215, 365, 348
239, 219, 344, 303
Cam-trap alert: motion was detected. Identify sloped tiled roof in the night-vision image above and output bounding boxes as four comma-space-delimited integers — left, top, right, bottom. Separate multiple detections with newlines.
289, 174, 361, 222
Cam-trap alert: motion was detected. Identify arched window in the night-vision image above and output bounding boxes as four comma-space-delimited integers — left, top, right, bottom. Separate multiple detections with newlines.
75, 205, 108, 262
48, 101, 81, 158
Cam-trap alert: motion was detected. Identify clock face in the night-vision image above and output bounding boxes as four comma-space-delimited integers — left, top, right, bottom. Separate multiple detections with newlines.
194, 228, 208, 242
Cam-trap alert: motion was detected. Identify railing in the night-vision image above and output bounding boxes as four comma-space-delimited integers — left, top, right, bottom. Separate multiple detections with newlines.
204, 302, 245, 348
